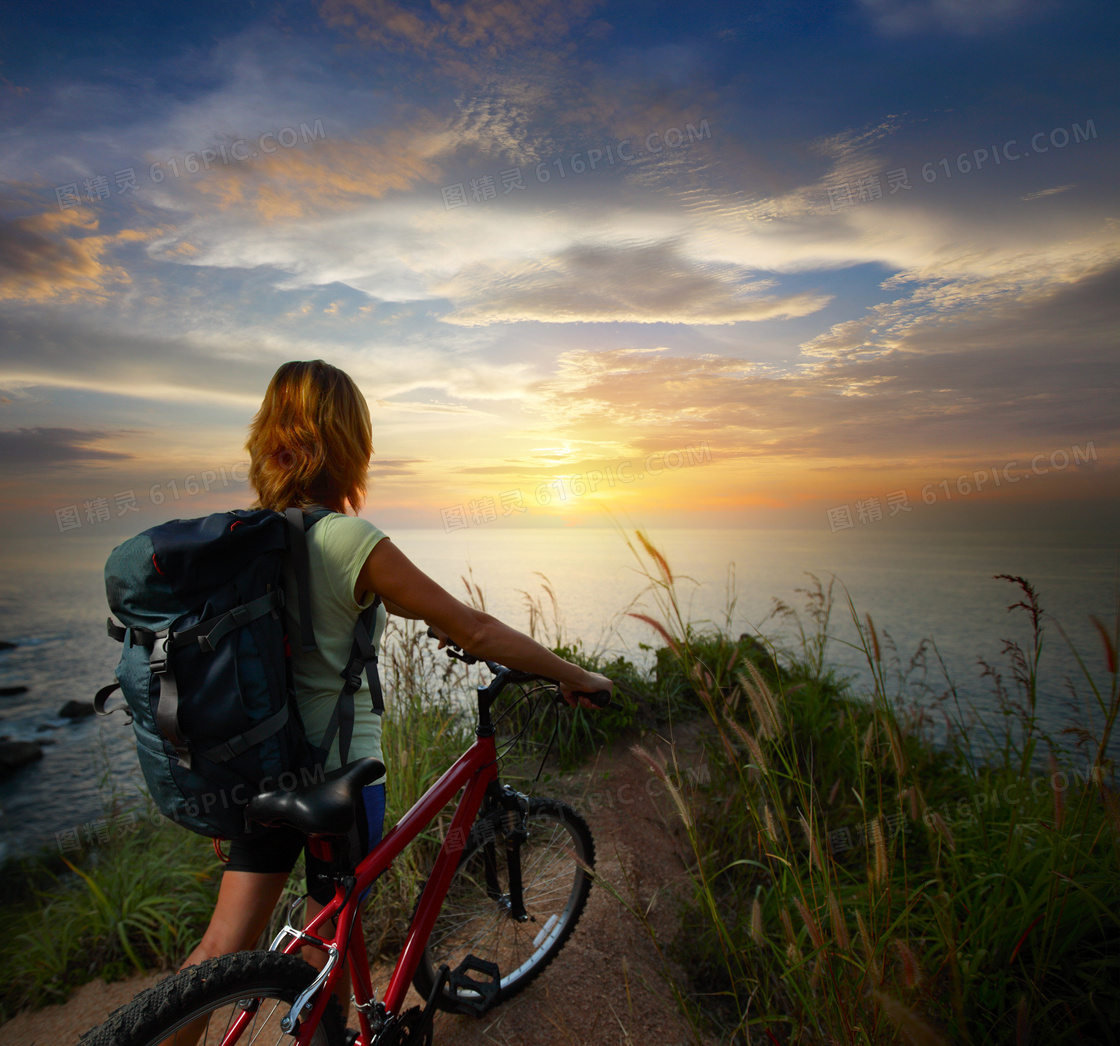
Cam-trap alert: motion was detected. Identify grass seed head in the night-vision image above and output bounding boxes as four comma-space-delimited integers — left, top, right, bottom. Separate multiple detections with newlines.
893, 938, 923, 988
862, 719, 877, 761
727, 716, 768, 773
764, 804, 780, 843
873, 990, 948, 1046
869, 817, 888, 885
627, 612, 680, 655
794, 896, 826, 951
927, 810, 956, 851
799, 810, 823, 871
740, 660, 782, 739
866, 613, 882, 664
856, 909, 874, 961
780, 905, 796, 945
1089, 613, 1117, 675
636, 528, 674, 584
631, 744, 692, 829
828, 891, 849, 950
751, 897, 764, 945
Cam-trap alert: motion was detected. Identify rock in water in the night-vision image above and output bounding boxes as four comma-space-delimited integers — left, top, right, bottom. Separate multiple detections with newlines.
0, 740, 43, 775
59, 700, 96, 719
0, 686, 29, 697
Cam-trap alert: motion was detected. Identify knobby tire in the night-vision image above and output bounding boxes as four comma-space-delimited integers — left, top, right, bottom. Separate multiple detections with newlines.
78, 950, 344, 1046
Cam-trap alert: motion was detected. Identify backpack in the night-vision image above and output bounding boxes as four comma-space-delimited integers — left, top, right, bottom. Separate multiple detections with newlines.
94, 506, 384, 840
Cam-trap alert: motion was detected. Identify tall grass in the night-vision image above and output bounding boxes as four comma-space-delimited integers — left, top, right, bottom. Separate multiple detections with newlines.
619, 535, 1120, 1045
0, 795, 218, 1019
5, 536, 1117, 1046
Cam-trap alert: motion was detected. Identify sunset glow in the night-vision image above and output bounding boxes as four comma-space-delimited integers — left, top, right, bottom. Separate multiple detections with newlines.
0, 1, 1116, 541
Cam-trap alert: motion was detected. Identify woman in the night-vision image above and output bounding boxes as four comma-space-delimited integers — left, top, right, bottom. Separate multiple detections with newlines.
179, 360, 613, 1007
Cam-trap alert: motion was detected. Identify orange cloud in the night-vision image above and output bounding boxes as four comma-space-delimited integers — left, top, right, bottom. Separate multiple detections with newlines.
177, 129, 446, 221
0, 206, 154, 303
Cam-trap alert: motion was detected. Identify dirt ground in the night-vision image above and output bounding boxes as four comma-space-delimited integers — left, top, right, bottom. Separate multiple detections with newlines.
1, 723, 711, 1046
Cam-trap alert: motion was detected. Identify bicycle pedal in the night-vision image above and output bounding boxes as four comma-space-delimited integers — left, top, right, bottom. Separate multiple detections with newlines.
447, 954, 501, 1015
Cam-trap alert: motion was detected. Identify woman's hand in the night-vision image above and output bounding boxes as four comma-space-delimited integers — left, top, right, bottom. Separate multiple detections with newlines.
560, 669, 614, 710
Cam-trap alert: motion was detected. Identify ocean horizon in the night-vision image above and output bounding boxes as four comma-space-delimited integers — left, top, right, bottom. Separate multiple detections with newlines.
1, 522, 1116, 863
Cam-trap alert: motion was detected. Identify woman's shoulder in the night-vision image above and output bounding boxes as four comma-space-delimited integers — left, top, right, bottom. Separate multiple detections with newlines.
317, 511, 386, 536
313, 512, 388, 557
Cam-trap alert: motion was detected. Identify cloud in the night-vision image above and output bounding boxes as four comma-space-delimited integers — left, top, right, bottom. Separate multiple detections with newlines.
316, 0, 600, 60
0, 427, 135, 470
368, 456, 425, 475
0, 304, 539, 415
531, 258, 1119, 463
802, 241, 1120, 362
441, 240, 833, 325
857, 0, 1051, 35
169, 129, 450, 222
0, 205, 153, 303
1020, 184, 1077, 202
376, 400, 497, 415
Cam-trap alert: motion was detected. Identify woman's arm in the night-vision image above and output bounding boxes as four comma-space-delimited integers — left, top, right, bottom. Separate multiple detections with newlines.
383, 598, 422, 620
356, 538, 612, 700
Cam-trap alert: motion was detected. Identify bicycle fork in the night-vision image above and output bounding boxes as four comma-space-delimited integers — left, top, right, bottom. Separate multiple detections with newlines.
482, 783, 532, 923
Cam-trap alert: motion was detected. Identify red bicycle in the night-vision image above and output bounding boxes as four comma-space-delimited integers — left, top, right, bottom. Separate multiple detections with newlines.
81, 642, 614, 1046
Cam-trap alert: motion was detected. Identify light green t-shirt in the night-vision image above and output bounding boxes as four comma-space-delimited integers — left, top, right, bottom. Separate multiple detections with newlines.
283, 513, 388, 774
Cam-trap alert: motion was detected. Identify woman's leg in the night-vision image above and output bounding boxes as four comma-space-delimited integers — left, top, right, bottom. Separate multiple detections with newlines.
180, 869, 291, 969
302, 895, 350, 1021
157, 870, 291, 1046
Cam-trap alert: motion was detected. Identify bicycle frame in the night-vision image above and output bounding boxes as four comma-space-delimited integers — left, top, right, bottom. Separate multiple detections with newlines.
254, 727, 500, 1046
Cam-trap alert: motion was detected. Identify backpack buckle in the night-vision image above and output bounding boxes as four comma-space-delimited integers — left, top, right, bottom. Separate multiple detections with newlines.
149, 636, 170, 675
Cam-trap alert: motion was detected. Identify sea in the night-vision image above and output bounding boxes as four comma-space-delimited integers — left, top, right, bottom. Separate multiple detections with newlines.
1, 523, 1116, 864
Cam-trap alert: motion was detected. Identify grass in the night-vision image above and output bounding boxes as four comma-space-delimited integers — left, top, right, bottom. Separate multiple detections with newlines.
612, 536, 1120, 1045
0, 797, 218, 1019
3, 532, 1116, 1046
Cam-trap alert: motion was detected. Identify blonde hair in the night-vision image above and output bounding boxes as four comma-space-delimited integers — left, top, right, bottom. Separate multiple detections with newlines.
246, 360, 372, 514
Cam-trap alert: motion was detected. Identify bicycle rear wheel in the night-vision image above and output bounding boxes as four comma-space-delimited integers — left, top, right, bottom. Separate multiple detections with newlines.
79, 951, 344, 1046
413, 796, 594, 1014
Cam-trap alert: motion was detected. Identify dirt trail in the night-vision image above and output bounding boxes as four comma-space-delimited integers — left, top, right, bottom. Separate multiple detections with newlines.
1, 725, 709, 1046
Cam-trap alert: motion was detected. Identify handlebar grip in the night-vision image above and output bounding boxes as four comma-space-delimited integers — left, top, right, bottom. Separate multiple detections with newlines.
571, 689, 623, 711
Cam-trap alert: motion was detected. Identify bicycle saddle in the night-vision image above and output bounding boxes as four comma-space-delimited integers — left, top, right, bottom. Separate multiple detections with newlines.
247, 757, 385, 836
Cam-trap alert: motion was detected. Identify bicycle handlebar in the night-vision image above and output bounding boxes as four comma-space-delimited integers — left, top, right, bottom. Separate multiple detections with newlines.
425, 628, 622, 711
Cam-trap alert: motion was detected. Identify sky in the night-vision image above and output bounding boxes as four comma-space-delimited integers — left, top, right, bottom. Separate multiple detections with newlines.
0, 0, 1117, 547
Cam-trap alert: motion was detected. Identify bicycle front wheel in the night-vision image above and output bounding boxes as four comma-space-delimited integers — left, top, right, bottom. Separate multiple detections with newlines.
79, 951, 344, 1046
413, 796, 594, 1014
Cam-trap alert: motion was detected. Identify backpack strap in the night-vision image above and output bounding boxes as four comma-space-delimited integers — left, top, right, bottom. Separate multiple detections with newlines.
291, 504, 385, 766
199, 702, 292, 764
149, 630, 193, 767
93, 680, 131, 721
317, 594, 385, 767
285, 507, 317, 653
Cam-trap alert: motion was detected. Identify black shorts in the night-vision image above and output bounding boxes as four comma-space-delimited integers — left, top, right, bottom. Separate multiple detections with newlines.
225, 782, 386, 905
